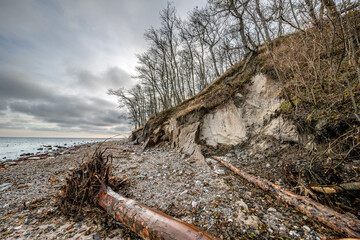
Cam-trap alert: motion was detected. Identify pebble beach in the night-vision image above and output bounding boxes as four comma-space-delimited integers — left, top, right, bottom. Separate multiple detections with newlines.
0, 140, 343, 239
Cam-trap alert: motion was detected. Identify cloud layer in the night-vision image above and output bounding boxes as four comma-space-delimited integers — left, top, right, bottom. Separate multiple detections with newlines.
0, 0, 206, 137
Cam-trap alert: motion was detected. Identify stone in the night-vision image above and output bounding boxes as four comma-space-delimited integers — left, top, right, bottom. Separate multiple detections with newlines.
214, 169, 225, 175
28, 157, 40, 160
4, 161, 16, 166
236, 199, 249, 212
302, 225, 311, 232
237, 211, 261, 229
191, 201, 198, 208
0, 183, 13, 191
267, 207, 277, 212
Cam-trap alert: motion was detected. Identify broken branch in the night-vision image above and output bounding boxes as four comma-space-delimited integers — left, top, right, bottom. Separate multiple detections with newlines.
310, 182, 360, 194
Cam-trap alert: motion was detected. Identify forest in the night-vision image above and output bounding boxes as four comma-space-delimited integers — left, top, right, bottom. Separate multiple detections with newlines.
109, 0, 359, 130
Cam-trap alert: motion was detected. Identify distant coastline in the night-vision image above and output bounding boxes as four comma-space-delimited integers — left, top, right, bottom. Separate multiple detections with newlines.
0, 137, 117, 162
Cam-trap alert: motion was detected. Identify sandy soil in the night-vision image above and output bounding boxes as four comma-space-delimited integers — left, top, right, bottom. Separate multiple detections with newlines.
0, 140, 344, 239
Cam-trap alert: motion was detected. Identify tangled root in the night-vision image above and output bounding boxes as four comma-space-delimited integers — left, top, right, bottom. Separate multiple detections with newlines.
58, 150, 125, 217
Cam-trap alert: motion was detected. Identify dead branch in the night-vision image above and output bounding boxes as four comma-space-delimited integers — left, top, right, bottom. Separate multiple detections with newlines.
310, 182, 360, 194
211, 156, 360, 238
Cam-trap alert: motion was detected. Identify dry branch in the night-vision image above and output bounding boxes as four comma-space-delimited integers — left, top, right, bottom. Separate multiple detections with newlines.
310, 182, 360, 194
211, 156, 360, 238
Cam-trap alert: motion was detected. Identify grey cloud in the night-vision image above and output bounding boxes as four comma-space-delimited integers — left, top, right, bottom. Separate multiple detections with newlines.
0, 0, 207, 137
0, 70, 51, 101
0, 122, 24, 130
1, 68, 131, 135
9, 98, 128, 128
68, 66, 134, 91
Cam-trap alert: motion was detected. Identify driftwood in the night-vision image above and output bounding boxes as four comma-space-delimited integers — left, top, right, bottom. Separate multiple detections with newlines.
96, 184, 217, 240
310, 182, 360, 194
211, 156, 360, 238
60, 152, 217, 240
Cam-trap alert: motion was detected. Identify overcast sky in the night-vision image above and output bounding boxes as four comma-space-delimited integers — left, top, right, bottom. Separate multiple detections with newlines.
0, 0, 207, 138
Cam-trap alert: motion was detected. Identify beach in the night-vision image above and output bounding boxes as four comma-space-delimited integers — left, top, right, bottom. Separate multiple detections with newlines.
0, 140, 343, 239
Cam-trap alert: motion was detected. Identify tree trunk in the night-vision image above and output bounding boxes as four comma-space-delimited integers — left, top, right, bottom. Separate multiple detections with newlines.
96, 184, 217, 240
211, 157, 360, 238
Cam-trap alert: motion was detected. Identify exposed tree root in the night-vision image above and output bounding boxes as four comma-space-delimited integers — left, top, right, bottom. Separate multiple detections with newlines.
211, 156, 360, 238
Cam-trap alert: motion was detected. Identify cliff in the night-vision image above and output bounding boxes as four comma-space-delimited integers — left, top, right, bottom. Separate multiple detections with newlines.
131, 13, 360, 216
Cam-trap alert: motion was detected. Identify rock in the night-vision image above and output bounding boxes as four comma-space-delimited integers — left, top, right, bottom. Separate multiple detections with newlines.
200, 74, 284, 148
263, 116, 298, 143
214, 165, 225, 175
214, 169, 225, 175
4, 161, 16, 166
236, 199, 249, 212
28, 157, 40, 160
302, 225, 311, 232
192, 201, 198, 208
267, 207, 277, 212
237, 211, 261, 229
266, 163, 270, 167
0, 183, 13, 191
289, 230, 299, 237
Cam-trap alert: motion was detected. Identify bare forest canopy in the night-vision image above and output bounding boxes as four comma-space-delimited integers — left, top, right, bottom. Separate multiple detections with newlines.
109, 0, 360, 130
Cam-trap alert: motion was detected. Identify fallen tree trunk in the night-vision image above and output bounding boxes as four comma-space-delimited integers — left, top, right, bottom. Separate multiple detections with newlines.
60, 152, 217, 240
310, 182, 360, 194
96, 183, 217, 240
211, 156, 360, 238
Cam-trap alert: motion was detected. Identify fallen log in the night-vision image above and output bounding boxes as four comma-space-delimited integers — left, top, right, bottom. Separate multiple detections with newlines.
96, 183, 217, 240
211, 156, 360, 238
60, 152, 217, 240
310, 182, 360, 194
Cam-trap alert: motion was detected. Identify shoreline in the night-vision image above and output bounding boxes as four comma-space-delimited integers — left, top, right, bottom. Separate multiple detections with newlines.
0, 138, 112, 164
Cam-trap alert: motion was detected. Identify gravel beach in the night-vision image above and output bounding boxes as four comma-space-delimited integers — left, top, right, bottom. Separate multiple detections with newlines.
0, 140, 343, 239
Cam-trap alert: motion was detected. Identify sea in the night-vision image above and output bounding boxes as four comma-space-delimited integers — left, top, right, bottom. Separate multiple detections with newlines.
0, 137, 108, 162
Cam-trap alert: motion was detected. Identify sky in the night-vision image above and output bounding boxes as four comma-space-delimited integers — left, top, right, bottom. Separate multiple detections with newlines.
0, 0, 207, 138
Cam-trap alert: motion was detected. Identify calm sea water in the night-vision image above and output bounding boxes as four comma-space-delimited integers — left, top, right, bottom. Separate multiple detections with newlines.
0, 137, 108, 161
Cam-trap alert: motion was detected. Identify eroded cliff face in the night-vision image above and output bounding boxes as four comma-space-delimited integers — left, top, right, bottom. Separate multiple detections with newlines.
138, 73, 299, 161
199, 73, 296, 147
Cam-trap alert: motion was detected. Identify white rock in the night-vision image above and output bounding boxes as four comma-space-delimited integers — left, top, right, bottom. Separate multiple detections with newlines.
0, 183, 13, 191
214, 169, 225, 175
267, 207, 277, 212
191, 201, 198, 208
195, 180, 202, 186
14, 225, 22, 230
302, 225, 311, 232
266, 163, 270, 167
